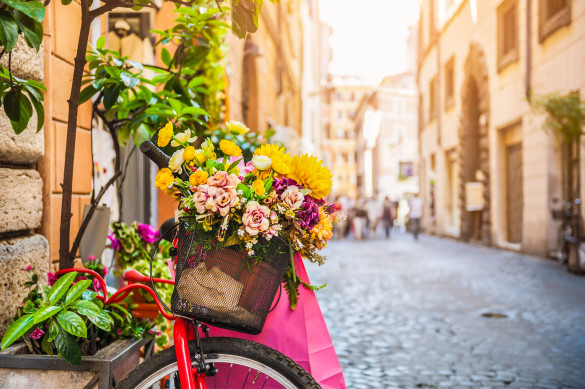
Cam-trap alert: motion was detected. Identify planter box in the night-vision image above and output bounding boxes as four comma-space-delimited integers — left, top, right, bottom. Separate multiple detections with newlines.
0, 338, 147, 389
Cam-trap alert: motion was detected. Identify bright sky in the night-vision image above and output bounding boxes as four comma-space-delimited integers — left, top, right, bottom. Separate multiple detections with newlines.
319, 0, 420, 85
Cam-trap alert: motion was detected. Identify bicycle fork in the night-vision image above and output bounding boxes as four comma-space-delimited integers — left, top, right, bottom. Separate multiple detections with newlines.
174, 318, 208, 389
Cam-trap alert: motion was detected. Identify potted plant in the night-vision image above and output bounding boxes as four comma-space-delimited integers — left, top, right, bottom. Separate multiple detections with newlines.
0, 266, 160, 387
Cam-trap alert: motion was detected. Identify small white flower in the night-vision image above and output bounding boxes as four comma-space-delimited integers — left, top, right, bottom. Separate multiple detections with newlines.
252, 155, 272, 171
248, 250, 255, 255
169, 149, 185, 173
171, 129, 197, 147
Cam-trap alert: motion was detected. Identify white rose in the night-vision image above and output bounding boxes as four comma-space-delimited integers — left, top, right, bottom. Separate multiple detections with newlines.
169, 149, 185, 173
171, 129, 197, 147
252, 155, 272, 171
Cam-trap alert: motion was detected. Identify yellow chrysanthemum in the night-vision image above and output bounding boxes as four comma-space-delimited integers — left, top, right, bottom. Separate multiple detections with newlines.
219, 139, 242, 157
288, 154, 332, 199
155, 168, 175, 195
254, 144, 292, 175
157, 122, 174, 147
189, 169, 209, 187
183, 146, 196, 162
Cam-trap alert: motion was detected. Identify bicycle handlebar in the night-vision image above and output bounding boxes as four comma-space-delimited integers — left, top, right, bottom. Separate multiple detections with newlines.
140, 140, 171, 169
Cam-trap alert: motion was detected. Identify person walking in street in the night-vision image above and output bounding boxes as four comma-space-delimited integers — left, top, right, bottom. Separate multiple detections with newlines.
409, 192, 423, 240
366, 196, 382, 239
381, 196, 395, 238
353, 197, 368, 240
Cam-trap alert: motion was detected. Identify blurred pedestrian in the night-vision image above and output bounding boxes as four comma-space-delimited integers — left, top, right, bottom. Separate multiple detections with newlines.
366, 196, 381, 238
381, 196, 396, 238
409, 192, 423, 240
353, 197, 368, 240
334, 195, 349, 239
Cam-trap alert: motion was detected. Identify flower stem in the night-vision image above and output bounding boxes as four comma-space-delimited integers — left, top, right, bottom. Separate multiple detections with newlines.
289, 244, 296, 283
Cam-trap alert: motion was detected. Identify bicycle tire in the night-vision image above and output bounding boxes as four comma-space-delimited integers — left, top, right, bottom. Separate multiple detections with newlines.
117, 337, 321, 389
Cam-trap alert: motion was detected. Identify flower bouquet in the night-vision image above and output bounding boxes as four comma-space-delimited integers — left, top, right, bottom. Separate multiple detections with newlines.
152, 120, 337, 332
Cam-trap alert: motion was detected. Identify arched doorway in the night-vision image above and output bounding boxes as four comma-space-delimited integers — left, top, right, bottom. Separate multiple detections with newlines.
459, 43, 491, 244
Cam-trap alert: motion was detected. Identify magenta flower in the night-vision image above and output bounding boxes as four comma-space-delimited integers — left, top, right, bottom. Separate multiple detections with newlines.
136, 223, 160, 244
87, 255, 96, 261
297, 197, 321, 230
24, 265, 32, 272
102, 265, 108, 277
273, 177, 301, 195
47, 272, 57, 286
92, 278, 103, 292
76, 276, 88, 282
107, 231, 121, 251
29, 327, 45, 340
117, 329, 123, 335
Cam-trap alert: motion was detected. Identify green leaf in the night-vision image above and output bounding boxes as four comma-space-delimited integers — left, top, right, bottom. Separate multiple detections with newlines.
29, 94, 44, 132
103, 85, 120, 110
61, 0, 72, 4
81, 290, 97, 301
55, 330, 81, 365
14, 12, 43, 51
0, 10, 20, 51
79, 85, 97, 104
1, 314, 35, 350
226, 158, 242, 173
33, 306, 61, 324
65, 279, 92, 304
41, 332, 53, 355
72, 300, 100, 317
22, 301, 36, 314
264, 176, 273, 193
47, 272, 77, 305
9, 93, 33, 134
87, 311, 111, 332
168, 98, 182, 115
109, 303, 131, 319
0, 0, 45, 22
161, 47, 172, 68
133, 124, 150, 147
4, 89, 21, 122
126, 59, 143, 71
96, 35, 105, 49
182, 107, 208, 116
56, 311, 87, 338
48, 320, 59, 342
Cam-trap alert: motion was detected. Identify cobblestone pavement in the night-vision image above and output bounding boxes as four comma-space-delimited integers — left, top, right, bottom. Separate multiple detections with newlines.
305, 233, 585, 389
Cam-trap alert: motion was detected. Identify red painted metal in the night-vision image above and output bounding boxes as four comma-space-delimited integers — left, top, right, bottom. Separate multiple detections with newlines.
56, 268, 107, 301
174, 318, 203, 389
122, 268, 175, 285
108, 283, 174, 320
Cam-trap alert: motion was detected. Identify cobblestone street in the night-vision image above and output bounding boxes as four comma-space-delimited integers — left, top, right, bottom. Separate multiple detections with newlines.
306, 233, 585, 389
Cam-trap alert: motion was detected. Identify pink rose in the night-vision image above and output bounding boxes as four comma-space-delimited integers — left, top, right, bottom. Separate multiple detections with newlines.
24, 265, 31, 272
208, 171, 239, 190
242, 201, 271, 235
281, 186, 304, 210
193, 185, 211, 214
29, 327, 45, 340
270, 211, 278, 223
47, 272, 57, 286
265, 224, 280, 238
215, 188, 238, 216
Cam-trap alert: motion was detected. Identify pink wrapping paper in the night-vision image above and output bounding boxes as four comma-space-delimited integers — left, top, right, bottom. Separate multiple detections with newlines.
169, 254, 346, 388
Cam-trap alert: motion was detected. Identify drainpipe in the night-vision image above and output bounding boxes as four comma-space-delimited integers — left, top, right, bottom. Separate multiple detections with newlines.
525, 0, 532, 99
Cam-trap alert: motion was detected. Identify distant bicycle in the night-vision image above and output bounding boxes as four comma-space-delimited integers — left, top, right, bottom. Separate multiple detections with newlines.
551, 198, 582, 264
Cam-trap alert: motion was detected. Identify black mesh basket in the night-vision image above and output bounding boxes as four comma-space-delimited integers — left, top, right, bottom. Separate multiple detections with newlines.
170, 217, 290, 335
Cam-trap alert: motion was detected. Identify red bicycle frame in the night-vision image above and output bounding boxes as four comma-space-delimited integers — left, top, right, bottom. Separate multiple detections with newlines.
56, 268, 208, 389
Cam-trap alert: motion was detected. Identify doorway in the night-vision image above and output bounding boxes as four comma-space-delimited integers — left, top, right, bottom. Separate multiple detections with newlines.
505, 143, 523, 243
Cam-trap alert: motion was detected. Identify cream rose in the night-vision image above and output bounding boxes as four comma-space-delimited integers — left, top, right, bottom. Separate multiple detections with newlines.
171, 129, 197, 147
169, 149, 185, 173
215, 188, 238, 216
281, 185, 304, 210
252, 155, 272, 171
242, 201, 271, 235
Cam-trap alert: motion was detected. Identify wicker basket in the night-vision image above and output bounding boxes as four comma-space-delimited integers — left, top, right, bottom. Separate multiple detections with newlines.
171, 218, 290, 335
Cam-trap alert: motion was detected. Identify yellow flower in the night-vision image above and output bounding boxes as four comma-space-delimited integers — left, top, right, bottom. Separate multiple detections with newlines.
201, 138, 215, 156
183, 146, 196, 162
219, 139, 242, 157
226, 120, 250, 135
171, 129, 197, 147
252, 155, 272, 170
288, 154, 332, 199
189, 169, 209, 187
254, 144, 292, 175
311, 213, 334, 245
157, 122, 174, 147
155, 168, 175, 195
194, 149, 206, 164
252, 179, 265, 196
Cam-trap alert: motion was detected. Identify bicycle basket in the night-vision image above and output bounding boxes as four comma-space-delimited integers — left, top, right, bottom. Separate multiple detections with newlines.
170, 217, 290, 335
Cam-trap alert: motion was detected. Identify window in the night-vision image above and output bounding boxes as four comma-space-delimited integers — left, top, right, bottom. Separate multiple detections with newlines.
429, 76, 437, 123
497, 0, 518, 71
399, 162, 414, 179
539, 0, 571, 43
444, 57, 455, 110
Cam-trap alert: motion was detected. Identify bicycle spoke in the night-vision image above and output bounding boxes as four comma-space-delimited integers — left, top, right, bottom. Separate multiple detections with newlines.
241, 367, 251, 388
252, 370, 260, 384
224, 363, 233, 389
260, 376, 268, 389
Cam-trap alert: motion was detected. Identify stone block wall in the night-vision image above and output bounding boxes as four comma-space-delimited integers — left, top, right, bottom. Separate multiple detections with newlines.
0, 36, 49, 335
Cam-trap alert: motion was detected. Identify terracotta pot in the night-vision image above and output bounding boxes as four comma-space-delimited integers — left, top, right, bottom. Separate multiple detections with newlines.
204, 249, 279, 312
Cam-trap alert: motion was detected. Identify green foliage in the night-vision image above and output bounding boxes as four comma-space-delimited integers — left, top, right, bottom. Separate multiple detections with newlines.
532, 91, 585, 143
0, 0, 46, 134
230, 0, 279, 39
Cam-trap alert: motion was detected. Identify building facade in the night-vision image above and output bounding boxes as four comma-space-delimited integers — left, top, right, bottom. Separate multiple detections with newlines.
417, 0, 585, 256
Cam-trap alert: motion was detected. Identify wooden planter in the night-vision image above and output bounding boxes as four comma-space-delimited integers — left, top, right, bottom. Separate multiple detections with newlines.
0, 338, 147, 389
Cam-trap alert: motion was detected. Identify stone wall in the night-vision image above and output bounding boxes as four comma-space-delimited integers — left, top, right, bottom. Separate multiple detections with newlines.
0, 37, 49, 335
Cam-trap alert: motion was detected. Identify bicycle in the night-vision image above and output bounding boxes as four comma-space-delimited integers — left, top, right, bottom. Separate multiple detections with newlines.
55, 141, 321, 389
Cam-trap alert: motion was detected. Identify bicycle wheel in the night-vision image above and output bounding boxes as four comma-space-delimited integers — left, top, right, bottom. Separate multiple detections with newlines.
117, 337, 321, 389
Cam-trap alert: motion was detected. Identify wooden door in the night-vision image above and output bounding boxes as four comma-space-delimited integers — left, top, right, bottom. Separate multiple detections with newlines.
506, 143, 523, 243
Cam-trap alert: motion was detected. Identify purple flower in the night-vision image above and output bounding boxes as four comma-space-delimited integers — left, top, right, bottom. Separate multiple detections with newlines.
297, 197, 321, 230
272, 177, 301, 195
24, 265, 32, 272
137, 223, 160, 244
29, 327, 45, 340
47, 272, 57, 287
108, 231, 121, 251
